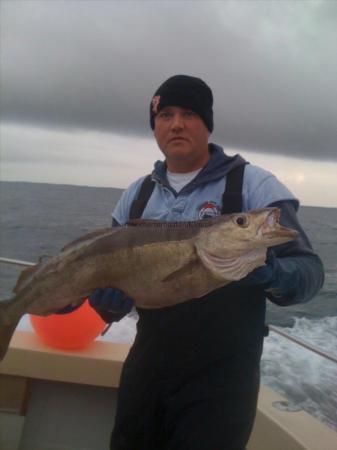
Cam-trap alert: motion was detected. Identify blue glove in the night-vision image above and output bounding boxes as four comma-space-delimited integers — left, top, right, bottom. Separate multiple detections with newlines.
238, 249, 277, 287
237, 249, 299, 301
88, 287, 134, 323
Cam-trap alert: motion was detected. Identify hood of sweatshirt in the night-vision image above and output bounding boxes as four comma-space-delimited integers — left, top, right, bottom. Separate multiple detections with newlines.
151, 143, 247, 194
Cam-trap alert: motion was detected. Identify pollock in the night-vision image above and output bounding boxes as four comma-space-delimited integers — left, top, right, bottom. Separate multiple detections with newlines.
0, 208, 298, 360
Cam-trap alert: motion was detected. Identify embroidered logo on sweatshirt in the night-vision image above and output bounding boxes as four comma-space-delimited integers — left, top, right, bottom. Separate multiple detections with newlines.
198, 201, 220, 219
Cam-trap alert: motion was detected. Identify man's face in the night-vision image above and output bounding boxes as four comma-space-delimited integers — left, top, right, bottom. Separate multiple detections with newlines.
153, 106, 210, 173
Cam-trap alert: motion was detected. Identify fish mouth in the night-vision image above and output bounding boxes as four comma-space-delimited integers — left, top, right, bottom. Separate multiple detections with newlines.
258, 208, 298, 240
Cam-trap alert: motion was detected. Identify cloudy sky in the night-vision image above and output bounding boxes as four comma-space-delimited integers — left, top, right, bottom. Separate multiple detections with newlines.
1, 0, 337, 207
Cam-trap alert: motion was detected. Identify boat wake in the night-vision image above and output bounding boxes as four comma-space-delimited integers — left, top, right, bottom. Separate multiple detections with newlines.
261, 316, 337, 431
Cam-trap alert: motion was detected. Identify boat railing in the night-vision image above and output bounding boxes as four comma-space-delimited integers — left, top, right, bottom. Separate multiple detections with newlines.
0, 256, 36, 267
1, 256, 336, 365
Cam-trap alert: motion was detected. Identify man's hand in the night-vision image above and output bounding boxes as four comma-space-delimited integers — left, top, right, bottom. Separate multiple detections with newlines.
238, 250, 277, 286
89, 287, 134, 323
237, 249, 299, 300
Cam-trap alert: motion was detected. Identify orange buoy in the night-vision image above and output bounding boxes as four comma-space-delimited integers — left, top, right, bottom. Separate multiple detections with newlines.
30, 299, 106, 350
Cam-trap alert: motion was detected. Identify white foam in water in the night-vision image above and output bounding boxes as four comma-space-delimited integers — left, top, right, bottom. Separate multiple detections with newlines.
262, 316, 337, 431
17, 314, 337, 431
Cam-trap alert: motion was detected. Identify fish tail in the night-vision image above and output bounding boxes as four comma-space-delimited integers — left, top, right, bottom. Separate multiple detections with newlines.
0, 320, 20, 361
0, 299, 21, 361
0, 299, 14, 326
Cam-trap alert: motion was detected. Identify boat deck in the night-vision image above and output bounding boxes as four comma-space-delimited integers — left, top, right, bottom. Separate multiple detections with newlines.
1, 330, 336, 450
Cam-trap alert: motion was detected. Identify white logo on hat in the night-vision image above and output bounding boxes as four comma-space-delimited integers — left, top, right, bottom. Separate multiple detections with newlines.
152, 95, 161, 113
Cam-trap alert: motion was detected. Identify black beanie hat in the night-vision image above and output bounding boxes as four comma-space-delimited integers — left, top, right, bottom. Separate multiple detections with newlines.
150, 75, 214, 132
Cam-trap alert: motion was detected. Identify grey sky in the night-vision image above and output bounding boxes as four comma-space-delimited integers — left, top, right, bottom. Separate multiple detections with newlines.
1, 0, 337, 161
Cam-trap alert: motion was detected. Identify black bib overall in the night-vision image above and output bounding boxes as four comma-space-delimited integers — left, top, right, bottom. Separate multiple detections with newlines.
111, 165, 266, 450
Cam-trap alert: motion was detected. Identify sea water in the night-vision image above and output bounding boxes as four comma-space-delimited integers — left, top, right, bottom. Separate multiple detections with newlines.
0, 181, 336, 431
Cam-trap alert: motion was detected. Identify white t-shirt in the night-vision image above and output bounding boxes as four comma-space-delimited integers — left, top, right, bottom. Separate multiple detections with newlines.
166, 168, 202, 193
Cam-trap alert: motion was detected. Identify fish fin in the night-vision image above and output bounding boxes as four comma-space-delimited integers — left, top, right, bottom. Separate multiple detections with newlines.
61, 228, 116, 252
13, 266, 38, 293
127, 218, 221, 228
0, 298, 14, 325
0, 319, 20, 361
127, 219, 162, 226
162, 260, 199, 283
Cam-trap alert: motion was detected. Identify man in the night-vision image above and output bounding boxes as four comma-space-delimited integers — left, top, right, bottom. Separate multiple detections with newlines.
89, 75, 324, 450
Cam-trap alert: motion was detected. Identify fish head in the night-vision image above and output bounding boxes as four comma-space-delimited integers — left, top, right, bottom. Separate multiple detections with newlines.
195, 208, 298, 281
231, 207, 299, 249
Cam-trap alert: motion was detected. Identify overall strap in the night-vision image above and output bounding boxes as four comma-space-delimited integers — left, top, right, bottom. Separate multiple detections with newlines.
221, 163, 247, 214
129, 175, 155, 220
129, 163, 247, 219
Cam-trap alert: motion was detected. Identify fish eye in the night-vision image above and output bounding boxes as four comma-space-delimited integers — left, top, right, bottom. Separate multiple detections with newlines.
235, 215, 249, 227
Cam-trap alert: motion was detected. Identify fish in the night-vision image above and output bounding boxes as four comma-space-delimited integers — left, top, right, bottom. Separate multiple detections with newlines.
0, 207, 298, 360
